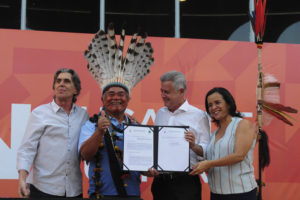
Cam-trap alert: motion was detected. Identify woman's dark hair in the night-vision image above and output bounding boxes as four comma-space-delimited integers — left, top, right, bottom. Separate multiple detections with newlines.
205, 87, 242, 125
52, 68, 81, 103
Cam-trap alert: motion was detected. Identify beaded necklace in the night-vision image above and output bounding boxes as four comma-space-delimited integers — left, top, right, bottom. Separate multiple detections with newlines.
90, 113, 130, 199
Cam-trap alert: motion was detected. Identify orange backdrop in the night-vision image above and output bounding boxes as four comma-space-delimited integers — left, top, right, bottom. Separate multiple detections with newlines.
0, 29, 299, 200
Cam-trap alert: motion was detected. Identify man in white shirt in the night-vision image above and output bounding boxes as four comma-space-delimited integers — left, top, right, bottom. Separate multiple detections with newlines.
151, 70, 210, 200
17, 68, 89, 198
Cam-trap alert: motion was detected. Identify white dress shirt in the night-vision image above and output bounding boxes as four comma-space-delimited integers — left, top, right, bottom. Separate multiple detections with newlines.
17, 100, 89, 197
155, 100, 211, 167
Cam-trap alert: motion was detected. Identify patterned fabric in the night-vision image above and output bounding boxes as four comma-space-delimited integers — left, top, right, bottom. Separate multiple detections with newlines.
206, 117, 257, 194
78, 116, 140, 197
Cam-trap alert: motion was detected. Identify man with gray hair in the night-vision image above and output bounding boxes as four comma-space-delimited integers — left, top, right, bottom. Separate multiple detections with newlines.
151, 70, 210, 200
17, 68, 89, 198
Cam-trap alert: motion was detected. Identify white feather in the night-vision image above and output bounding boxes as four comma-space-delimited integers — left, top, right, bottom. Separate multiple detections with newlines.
84, 25, 154, 93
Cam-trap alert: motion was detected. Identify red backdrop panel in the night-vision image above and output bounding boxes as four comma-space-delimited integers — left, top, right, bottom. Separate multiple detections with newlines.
0, 29, 299, 200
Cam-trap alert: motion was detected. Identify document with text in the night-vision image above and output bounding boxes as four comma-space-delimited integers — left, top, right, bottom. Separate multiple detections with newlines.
157, 127, 189, 172
123, 125, 154, 171
123, 125, 189, 172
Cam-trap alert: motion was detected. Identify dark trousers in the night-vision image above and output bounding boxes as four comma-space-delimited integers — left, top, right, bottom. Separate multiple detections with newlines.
89, 193, 142, 200
151, 174, 202, 200
30, 184, 82, 198
210, 188, 257, 200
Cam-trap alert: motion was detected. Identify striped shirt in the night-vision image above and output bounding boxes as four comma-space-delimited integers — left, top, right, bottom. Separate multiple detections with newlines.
205, 117, 257, 194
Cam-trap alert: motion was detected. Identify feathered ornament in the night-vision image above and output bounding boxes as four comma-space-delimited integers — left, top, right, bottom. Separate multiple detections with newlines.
84, 23, 154, 94
249, 1, 297, 199
262, 74, 297, 126
249, 0, 267, 132
249, 2, 269, 199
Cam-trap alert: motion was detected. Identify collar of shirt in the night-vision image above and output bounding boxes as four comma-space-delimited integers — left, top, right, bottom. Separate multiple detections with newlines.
163, 99, 190, 114
50, 99, 76, 114
107, 114, 128, 129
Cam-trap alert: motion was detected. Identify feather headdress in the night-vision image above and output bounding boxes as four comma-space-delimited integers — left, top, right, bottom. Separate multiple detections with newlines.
84, 23, 154, 94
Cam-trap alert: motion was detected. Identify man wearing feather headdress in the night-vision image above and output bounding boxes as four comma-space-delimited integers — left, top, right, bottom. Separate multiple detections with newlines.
78, 24, 154, 199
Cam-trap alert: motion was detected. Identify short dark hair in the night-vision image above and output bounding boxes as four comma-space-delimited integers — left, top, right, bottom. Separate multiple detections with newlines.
205, 87, 242, 125
52, 68, 81, 103
102, 85, 130, 101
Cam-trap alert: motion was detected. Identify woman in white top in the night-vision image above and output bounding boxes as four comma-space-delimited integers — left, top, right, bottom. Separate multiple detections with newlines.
190, 87, 257, 200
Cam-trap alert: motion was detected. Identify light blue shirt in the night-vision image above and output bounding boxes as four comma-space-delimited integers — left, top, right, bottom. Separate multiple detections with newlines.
78, 115, 140, 196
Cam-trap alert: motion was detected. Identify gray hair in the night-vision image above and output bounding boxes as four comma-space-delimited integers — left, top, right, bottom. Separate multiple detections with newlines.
160, 70, 186, 93
52, 68, 81, 103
